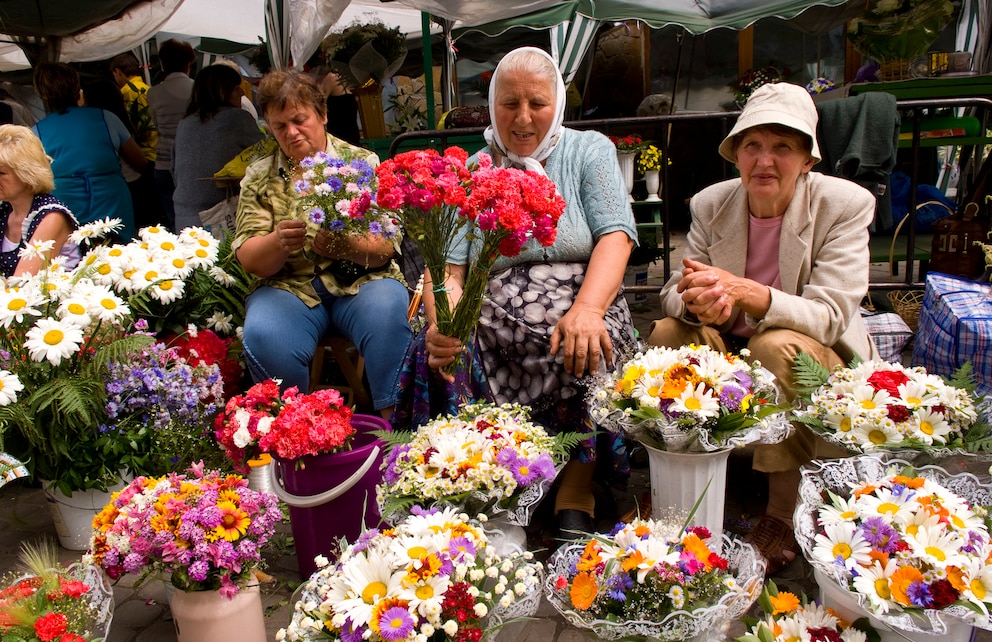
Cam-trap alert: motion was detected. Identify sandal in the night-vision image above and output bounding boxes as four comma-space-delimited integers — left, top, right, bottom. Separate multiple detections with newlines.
745, 515, 800, 576
620, 491, 652, 523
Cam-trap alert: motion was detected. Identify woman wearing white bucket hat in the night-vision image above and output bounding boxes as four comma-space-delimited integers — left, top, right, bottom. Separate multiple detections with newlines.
647, 82, 879, 574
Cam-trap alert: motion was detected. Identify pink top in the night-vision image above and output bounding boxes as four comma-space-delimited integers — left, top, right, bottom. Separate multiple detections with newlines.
730, 214, 783, 338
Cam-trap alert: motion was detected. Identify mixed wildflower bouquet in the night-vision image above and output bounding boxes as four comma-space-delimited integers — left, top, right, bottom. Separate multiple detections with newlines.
214, 380, 355, 467
636, 144, 668, 173
544, 517, 763, 640
377, 402, 580, 525
737, 580, 874, 642
86, 463, 282, 598
792, 355, 989, 456
168, 325, 243, 399
795, 457, 992, 637
848, 0, 954, 63
609, 134, 645, 153
101, 337, 226, 476
0, 541, 114, 642
376, 148, 564, 373
294, 153, 399, 240
590, 345, 792, 453
278, 505, 543, 642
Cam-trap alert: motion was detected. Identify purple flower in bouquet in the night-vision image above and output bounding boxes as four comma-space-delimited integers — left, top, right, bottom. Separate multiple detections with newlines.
295, 152, 399, 239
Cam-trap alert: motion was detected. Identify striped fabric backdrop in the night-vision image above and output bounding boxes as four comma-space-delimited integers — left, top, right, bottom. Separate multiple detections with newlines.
550, 12, 600, 86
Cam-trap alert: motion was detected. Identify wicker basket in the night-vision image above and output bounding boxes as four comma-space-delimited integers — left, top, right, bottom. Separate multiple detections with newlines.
887, 289, 924, 332
878, 58, 912, 81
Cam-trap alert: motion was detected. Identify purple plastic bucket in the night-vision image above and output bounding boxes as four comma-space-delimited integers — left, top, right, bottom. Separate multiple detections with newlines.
271, 414, 389, 578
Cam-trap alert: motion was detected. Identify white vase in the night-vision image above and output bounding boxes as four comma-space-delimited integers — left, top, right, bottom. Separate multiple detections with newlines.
641, 442, 731, 547
171, 582, 266, 642
643, 169, 662, 202
43, 479, 127, 551
616, 151, 636, 202
246, 454, 274, 495
814, 569, 975, 642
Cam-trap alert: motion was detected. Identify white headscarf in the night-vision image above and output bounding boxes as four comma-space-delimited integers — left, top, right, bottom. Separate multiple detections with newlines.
482, 47, 566, 176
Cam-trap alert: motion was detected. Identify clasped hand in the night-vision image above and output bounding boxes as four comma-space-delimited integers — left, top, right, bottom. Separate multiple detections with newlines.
677, 257, 737, 326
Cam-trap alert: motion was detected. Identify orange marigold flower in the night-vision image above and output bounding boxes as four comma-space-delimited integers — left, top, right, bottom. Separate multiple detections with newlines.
570, 572, 597, 610
576, 540, 601, 572
681, 533, 713, 570
621, 549, 646, 572
946, 566, 967, 592
890, 565, 925, 605
769, 591, 800, 615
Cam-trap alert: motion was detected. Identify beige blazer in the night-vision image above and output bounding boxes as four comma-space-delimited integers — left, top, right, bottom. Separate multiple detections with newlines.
660, 171, 879, 363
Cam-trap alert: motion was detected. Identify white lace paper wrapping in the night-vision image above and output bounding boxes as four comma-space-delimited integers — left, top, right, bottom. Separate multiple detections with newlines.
379, 463, 562, 527
594, 404, 793, 454
796, 456, 992, 635
543, 534, 765, 641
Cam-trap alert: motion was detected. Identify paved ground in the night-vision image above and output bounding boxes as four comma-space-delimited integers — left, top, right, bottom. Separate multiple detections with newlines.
2, 233, 981, 642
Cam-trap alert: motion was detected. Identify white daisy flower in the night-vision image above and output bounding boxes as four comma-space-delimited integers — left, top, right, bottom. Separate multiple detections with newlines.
904, 524, 966, 569
24, 317, 84, 365
811, 521, 873, 571
909, 408, 952, 445
57, 297, 92, 327
0, 369, 24, 405
18, 238, 55, 261
0, 287, 44, 327
851, 559, 899, 614
671, 381, 721, 419
850, 419, 901, 449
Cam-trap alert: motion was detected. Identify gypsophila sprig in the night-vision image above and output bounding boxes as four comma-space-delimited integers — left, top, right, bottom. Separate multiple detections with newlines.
544, 517, 763, 640
737, 580, 872, 642
86, 463, 282, 598
590, 345, 792, 452
278, 505, 543, 642
294, 153, 399, 239
0, 540, 114, 642
377, 402, 571, 525
792, 356, 986, 455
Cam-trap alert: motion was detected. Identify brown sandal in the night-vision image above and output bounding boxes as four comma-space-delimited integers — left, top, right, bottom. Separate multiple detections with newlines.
745, 515, 800, 576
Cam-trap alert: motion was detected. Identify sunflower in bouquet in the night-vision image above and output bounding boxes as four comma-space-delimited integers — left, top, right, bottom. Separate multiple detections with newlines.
792, 355, 989, 455
590, 344, 792, 452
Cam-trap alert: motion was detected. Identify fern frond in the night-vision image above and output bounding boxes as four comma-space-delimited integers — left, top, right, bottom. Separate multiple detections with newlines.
792, 352, 831, 396
946, 362, 978, 393
379, 494, 422, 519
551, 431, 588, 460
372, 429, 415, 451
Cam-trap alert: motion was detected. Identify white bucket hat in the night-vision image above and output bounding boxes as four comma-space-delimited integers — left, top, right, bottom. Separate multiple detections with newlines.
718, 82, 821, 164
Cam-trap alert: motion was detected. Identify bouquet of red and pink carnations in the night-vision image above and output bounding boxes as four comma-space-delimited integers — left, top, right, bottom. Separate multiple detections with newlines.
375, 147, 564, 372
214, 380, 355, 471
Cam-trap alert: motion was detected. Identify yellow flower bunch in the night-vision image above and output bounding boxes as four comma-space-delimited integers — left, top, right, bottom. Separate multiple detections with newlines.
636, 144, 669, 173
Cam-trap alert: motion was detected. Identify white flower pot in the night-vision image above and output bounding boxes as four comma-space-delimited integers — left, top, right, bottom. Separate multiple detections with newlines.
642, 442, 731, 546
43, 479, 127, 551
643, 170, 662, 201
617, 151, 636, 202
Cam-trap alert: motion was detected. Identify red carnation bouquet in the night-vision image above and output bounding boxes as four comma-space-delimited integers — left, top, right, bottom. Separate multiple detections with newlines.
376, 147, 565, 373
215, 380, 356, 470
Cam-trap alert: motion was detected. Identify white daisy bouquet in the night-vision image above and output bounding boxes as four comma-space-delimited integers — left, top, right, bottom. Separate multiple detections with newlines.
737, 580, 873, 642
795, 457, 992, 638
278, 505, 543, 642
0, 219, 228, 494
589, 345, 792, 452
376, 402, 579, 525
792, 355, 989, 456
544, 516, 764, 640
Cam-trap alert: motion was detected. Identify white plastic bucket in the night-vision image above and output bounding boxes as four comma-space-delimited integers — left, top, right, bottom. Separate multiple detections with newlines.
43, 480, 126, 551
642, 443, 731, 546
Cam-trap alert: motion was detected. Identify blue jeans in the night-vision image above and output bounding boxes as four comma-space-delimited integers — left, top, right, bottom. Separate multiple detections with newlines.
242, 277, 412, 409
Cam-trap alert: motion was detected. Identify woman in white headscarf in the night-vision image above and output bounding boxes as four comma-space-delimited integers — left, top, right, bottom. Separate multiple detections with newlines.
410, 46, 639, 538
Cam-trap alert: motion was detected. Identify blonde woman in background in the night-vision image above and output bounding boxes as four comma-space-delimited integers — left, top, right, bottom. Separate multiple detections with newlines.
0, 124, 79, 276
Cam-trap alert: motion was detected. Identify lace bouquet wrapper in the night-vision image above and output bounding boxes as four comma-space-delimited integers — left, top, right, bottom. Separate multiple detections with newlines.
278, 505, 543, 642
589, 345, 792, 453
544, 520, 764, 641
792, 357, 991, 462
795, 456, 992, 637
376, 402, 572, 526
0, 561, 115, 642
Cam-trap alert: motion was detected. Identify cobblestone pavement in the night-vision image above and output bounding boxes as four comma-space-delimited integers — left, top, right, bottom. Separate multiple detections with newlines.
2, 235, 986, 641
